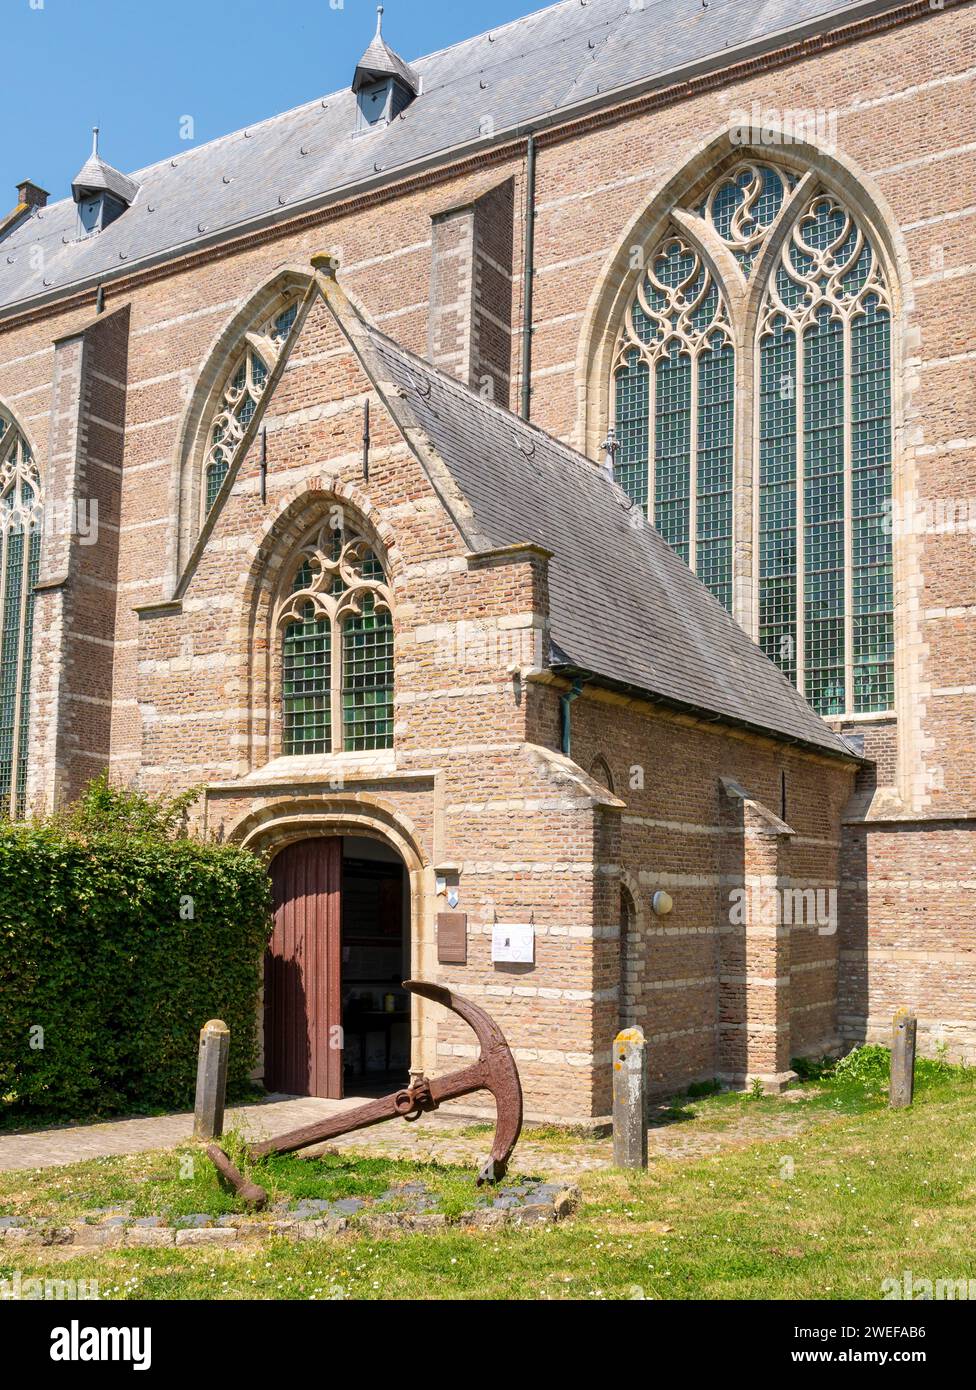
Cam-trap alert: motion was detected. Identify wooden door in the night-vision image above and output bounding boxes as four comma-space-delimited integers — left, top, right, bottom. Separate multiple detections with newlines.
265, 838, 343, 1098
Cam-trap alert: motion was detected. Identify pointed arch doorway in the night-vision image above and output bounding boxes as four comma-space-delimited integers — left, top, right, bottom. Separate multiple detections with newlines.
264, 835, 411, 1099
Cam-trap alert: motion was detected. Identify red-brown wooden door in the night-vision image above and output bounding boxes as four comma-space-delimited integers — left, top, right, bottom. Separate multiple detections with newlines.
265, 838, 343, 1098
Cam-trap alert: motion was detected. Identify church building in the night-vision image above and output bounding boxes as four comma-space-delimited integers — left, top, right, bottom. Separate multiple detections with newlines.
0, 0, 973, 1123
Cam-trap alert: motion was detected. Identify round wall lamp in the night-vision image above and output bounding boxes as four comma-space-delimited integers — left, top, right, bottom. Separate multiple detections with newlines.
652, 890, 674, 917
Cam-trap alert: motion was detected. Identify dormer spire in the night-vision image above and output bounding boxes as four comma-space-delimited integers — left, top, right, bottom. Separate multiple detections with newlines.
71, 127, 139, 236
352, 4, 419, 100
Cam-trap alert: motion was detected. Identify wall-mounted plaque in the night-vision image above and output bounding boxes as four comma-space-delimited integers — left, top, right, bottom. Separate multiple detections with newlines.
437, 912, 467, 964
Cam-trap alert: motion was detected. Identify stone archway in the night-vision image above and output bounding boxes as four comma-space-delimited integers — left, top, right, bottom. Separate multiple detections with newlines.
226, 796, 437, 1087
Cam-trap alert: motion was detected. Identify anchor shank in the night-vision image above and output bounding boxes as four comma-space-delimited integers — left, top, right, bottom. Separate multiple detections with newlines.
248, 1091, 403, 1158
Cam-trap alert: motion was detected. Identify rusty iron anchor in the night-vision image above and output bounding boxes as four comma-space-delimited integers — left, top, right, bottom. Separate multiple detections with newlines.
207, 980, 523, 1209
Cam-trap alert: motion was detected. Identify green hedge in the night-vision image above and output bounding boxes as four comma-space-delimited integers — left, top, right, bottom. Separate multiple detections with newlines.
0, 780, 273, 1121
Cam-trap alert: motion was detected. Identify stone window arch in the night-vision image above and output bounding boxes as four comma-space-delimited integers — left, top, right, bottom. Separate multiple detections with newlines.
589, 754, 615, 794
274, 516, 394, 755
171, 269, 312, 591
0, 408, 42, 816
607, 154, 896, 717
203, 298, 300, 515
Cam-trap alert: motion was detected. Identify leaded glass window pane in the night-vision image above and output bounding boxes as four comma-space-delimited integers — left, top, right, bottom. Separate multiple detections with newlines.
851, 297, 894, 712
804, 307, 846, 715
696, 338, 735, 612
0, 420, 42, 817
758, 321, 798, 682
654, 345, 692, 562
206, 461, 227, 512
612, 231, 734, 609
757, 188, 894, 715
278, 521, 394, 758
343, 595, 394, 752
614, 350, 649, 510
0, 529, 23, 808
282, 603, 332, 755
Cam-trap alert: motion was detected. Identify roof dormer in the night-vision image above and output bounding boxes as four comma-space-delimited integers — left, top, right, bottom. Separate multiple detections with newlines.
71, 128, 139, 237
352, 6, 419, 132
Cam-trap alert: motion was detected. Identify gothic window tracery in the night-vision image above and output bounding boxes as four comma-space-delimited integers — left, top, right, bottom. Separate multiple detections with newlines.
277, 521, 394, 755
611, 162, 895, 717
613, 235, 735, 611
204, 300, 299, 514
757, 192, 893, 714
0, 413, 42, 817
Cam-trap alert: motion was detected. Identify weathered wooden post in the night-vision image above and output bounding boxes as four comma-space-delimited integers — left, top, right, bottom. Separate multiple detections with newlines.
194, 1019, 230, 1139
612, 1026, 648, 1168
890, 1008, 917, 1110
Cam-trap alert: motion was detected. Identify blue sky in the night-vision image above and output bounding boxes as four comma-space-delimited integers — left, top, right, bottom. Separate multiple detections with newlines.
3, 0, 541, 207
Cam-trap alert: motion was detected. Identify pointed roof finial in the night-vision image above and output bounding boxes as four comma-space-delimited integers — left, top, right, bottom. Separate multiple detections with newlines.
352, 5, 420, 97
72, 126, 139, 208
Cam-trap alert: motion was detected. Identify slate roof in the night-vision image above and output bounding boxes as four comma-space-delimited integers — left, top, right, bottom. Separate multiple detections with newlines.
347, 313, 853, 760
0, 0, 902, 317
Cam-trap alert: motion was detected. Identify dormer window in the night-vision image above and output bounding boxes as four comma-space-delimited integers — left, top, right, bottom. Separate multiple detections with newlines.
71, 128, 139, 240
352, 6, 419, 133
356, 77, 412, 131
77, 191, 128, 236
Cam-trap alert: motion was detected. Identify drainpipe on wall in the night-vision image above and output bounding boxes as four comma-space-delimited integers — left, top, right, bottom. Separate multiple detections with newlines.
560, 678, 585, 758
519, 133, 537, 421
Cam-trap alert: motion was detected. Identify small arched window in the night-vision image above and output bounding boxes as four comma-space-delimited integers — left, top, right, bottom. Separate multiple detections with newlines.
204, 299, 299, 514
277, 520, 394, 755
0, 411, 42, 817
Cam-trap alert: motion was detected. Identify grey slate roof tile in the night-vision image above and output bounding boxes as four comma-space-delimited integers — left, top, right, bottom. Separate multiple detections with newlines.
353, 317, 852, 759
0, 0, 896, 316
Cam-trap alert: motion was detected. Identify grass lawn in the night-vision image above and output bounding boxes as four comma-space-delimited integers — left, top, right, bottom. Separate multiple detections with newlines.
3, 1050, 974, 1300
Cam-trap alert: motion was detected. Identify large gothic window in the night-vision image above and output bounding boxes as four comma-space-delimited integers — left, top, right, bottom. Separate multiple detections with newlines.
277, 521, 394, 755
0, 412, 42, 817
204, 299, 299, 514
611, 160, 894, 717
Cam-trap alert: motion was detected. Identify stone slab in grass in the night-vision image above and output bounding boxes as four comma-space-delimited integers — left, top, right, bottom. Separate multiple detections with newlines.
0, 1179, 581, 1248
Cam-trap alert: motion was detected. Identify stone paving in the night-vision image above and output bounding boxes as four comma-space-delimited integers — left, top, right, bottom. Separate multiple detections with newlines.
0, 1093, 814, 1176
0, 1095, 362, 1171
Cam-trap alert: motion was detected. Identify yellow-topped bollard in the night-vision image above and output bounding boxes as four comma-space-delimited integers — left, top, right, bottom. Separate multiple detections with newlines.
612, 1026, 648, 1168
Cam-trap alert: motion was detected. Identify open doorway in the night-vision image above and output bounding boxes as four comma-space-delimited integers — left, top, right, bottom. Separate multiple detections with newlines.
264, 835, 411, 1100
341, 836, 411, 1095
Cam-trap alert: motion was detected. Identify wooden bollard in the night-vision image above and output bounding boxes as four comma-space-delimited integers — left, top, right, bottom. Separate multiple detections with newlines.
612, 1027, 648, 1168
194, 1019, 230, 1139
890, 1008, 917, 1110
